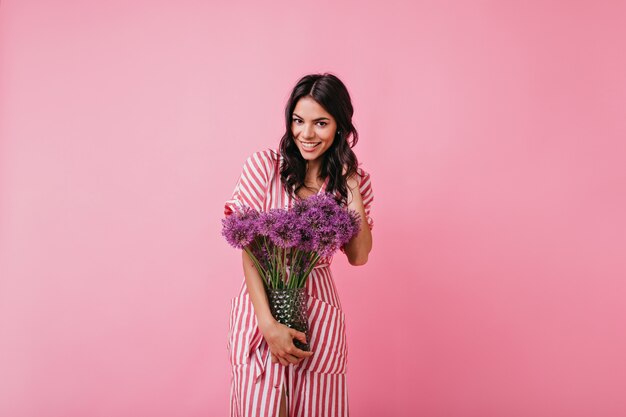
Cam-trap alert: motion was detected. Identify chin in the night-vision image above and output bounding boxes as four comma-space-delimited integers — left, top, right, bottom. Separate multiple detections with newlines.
297, 147, 319, 158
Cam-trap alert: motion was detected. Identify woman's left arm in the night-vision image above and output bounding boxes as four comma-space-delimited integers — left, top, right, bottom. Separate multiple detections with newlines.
342, 175, 373, 266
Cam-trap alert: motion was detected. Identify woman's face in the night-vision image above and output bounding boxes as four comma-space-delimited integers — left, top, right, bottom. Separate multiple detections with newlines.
291, 96, 337, 165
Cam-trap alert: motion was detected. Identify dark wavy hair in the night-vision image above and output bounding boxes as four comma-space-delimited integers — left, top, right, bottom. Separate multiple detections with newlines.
278, 73, 360, 206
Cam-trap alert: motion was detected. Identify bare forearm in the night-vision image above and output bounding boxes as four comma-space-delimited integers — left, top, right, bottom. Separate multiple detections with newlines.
343, 207, 372, 265
344, 187, 373, 265
242, 250, 276, 332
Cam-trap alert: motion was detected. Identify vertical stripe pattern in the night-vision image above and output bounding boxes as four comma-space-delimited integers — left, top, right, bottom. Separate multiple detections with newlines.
225, 149, 373, 417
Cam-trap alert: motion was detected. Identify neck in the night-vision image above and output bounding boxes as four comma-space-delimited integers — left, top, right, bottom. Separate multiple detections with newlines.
305, 159, 322, 179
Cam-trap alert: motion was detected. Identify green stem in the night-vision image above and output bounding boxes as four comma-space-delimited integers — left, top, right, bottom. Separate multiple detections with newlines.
292, 249, 305, 288
272, 243, 278, 288
282, 246, 288, 289
300, 252, 321, 286
262, 236, 273, 281
288, 248, 296, 289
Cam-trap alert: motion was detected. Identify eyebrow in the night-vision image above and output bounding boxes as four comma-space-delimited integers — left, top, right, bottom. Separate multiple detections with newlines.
292, 113, 330, 121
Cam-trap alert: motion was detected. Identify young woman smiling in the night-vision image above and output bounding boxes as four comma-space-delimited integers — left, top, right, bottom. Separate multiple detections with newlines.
224, 73, 374, 417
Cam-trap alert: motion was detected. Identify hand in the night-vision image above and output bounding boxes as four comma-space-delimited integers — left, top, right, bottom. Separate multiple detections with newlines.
260, 320, 313, 366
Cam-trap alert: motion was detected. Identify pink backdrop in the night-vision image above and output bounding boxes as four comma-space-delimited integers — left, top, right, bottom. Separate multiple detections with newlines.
1, 1, 625, 416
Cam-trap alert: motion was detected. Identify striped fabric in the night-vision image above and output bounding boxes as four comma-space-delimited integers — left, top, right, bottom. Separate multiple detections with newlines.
224, 148, 374, 417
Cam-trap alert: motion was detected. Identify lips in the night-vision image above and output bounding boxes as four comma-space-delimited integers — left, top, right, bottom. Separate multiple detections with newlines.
299, 140, 321, 151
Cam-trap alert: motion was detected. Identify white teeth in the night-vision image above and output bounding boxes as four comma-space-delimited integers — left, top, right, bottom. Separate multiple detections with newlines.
302, 142, 320, 148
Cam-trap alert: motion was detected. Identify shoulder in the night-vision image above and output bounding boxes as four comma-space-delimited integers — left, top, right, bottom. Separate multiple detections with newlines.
354, 165, 373, 201
242, 148, 279, 177
345, 164, 373, 197
248, 148, 279, 162
355, 165, 370, 179
354, 165, 372, 185
245, 148, 278, 165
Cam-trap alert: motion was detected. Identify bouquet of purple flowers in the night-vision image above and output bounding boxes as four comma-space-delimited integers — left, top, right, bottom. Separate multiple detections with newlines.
222, 192, 361, 289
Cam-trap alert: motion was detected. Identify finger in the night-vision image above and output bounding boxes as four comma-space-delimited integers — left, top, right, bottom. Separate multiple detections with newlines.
290, 330, 307, 344
271, 354, 278, 364
291, 348, 313, 359
288, 346, 314, 358
278, 356, 290, 366
286, 346, 313, 360
284, 354, 300, 365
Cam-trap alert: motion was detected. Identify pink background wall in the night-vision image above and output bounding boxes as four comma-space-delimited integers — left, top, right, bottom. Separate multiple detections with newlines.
1, 1, 625, 416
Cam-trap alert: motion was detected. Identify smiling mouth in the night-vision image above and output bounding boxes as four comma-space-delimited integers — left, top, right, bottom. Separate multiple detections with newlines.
300, 140, 321, 149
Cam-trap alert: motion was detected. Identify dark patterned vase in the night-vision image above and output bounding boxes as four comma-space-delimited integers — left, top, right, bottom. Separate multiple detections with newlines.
266, 287, 310, 351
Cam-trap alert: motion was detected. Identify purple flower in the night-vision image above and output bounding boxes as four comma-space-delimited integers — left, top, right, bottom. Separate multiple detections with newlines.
316, 224, 339, 258
332, 209, 362, 246
299, 206, 325, 229
293, 192, 361, 257
239, 205, 260, 223
221, 217, 254, 249
221, 192, 362, 288
295, 216, 320, 252
257, 209, 281, 236
268, 210, 301, 248
221, 206, 260, 249
292, 197, 312, 215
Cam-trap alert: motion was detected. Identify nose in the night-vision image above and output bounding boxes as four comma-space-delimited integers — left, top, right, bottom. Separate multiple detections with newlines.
302, 123, 315, 139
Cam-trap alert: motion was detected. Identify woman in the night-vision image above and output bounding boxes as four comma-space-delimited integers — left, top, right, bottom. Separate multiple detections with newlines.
224, 73, 374, 417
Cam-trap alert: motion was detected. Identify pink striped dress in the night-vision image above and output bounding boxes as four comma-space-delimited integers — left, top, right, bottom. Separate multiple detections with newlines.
224, 148, 374, 417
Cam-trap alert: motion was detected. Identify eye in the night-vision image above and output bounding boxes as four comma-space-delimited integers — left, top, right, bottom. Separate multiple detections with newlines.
292, 118, 302, 124
317, 122, 327, 127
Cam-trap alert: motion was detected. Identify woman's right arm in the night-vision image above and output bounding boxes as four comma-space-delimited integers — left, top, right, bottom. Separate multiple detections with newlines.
242, 250, 314, 366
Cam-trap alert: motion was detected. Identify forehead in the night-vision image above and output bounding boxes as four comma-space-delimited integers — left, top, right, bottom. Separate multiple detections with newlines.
293, 97, 333, 119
